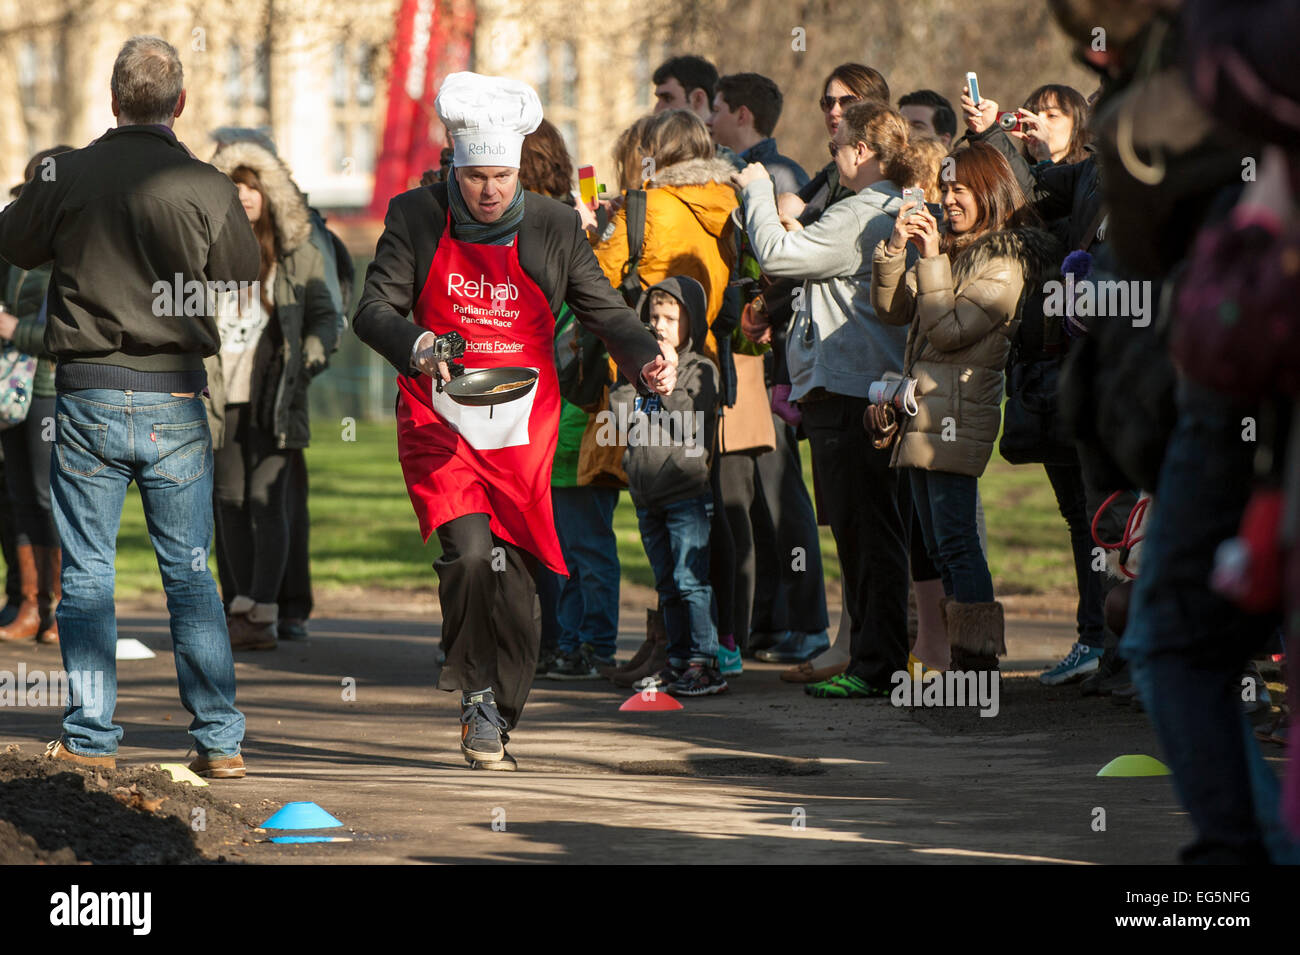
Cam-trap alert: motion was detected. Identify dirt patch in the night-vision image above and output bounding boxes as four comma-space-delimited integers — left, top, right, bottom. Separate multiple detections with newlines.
900, 672, 1154, 738
0, 747, 273, 864
619, 756, 825, 777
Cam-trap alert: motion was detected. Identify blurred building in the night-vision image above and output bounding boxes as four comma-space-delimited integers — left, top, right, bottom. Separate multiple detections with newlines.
0, 1, 398, 209
0, 0, 683, 419
473, 0, 670, 193
0, 0, 679, 218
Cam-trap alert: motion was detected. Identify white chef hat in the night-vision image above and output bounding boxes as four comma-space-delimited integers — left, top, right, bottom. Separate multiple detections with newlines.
435, 71, 543, 169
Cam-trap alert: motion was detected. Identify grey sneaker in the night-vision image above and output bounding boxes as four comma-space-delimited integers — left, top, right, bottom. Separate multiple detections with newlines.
633, 662, 684, 692
545, 643, 614, 680
460, 690, 508, 765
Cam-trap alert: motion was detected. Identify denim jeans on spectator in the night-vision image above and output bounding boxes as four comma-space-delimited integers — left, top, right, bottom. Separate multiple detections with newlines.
909, 468, 995, 604
1122, 381, 1299, 864
636, 493, 716, 663
550, 485, 620, 658
51, 389, 243, 758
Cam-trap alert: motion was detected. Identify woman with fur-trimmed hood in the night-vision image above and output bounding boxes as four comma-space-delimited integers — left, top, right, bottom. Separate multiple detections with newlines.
208, 140, 340, 650
873, 141, 1061, 673
593, 109, 738, 360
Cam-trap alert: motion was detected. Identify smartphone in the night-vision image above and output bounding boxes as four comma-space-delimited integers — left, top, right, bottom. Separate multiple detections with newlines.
900, 187, 926, 218
578, 165, 598, 206
965, 71, 981, 106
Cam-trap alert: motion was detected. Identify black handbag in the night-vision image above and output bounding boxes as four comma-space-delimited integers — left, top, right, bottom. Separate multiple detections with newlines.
1000, 356, 1078, 466
999, 268, 1077, 466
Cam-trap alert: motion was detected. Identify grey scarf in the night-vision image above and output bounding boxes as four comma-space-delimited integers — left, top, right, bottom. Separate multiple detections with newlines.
447, 169, 525, 245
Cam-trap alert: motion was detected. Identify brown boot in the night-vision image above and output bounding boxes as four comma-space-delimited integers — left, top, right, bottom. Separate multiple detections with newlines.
189, 752, 245, 779
611, 610, 668, 687
45, 739, 116, 769
228, 598, 278, 650
0, 544, 40, 642
34, 545, 60, 645
606, 608, 664, 677
946, 600, 1005, 672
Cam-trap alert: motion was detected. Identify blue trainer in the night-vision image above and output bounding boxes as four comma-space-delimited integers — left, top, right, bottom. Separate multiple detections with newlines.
717, 643, 743, 676
1039, 642, 1105, 685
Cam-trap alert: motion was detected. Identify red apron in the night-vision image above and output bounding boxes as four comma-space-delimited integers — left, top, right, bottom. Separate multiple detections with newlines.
396, 213, 566, 574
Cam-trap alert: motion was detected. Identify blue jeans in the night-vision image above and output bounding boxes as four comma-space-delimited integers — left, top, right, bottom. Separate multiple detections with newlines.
546, 486, 620, 657
909, 468, 994, 603
636, 493, 717, 664
1122, 381, 1298, 864
51, 389, 243, 758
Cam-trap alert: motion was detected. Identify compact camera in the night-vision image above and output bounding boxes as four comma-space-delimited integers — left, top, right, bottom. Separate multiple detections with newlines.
998, 111, 1021, 132
868, 374, 920, 415
429, 330, 467, 363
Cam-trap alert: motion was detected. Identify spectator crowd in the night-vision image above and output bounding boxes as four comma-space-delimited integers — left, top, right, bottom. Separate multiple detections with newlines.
0, 0, 1296, 863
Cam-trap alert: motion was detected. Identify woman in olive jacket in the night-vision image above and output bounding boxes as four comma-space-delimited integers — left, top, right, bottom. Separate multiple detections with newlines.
872, 142, 1058, 671
207, 141, 340, 650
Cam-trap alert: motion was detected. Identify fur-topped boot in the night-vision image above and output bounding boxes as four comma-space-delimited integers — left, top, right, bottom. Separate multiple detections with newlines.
946, 600, 1005, 672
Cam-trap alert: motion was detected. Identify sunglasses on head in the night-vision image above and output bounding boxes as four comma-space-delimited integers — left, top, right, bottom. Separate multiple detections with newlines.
820, 94, 859, 112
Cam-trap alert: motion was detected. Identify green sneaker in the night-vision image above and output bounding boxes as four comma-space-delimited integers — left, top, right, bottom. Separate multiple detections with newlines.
804, 673, 888, 699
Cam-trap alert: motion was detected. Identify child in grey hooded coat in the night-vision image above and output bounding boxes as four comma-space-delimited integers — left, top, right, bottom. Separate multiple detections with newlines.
608, 276, 726, 695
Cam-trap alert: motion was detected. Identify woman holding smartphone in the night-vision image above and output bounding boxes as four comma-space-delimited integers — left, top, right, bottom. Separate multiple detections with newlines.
871, 142, 1060, 672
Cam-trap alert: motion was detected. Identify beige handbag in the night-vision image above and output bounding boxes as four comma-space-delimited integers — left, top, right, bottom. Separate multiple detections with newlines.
577, 386, 629, 488
718, 352, 776, 455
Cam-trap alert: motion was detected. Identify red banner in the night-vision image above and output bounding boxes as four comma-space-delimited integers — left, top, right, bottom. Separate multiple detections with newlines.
368, 0, 476, 218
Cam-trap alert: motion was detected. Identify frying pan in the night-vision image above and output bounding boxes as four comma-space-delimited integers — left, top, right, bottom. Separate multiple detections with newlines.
442, 366, 538, 406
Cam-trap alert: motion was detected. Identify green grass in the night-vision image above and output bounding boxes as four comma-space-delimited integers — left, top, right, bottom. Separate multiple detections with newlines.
108, 418, 1078, 599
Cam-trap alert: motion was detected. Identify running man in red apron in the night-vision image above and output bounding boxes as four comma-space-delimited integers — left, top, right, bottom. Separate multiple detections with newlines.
354, 73, 673, 770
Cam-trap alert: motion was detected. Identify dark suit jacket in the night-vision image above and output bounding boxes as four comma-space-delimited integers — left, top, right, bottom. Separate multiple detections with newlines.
353, 182, 659, 386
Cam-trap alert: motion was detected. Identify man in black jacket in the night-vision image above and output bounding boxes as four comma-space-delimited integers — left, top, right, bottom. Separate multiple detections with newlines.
354, 72, 669, 771
0, 35, 261, 777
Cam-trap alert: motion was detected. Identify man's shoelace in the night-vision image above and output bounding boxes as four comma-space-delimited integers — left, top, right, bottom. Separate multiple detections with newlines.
460, 700, 507, 733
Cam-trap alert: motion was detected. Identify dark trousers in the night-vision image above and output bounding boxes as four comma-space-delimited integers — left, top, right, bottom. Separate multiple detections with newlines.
910, 504, 941, 582
213, 404, 292, 605
0, 445, 18, 604
434, 512, 540, 730
276, 449, 313, 620
1123, 382, 1297, 863
1044, 463, 1105, 647
708, 455, 735, 638
718, 451, 758, 646
802, 394, 909, 688
750, 415, 829, 634
0, 396, 58, 547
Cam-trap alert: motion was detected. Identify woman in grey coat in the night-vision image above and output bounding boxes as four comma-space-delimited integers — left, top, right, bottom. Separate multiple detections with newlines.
733, 101, 922, 699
